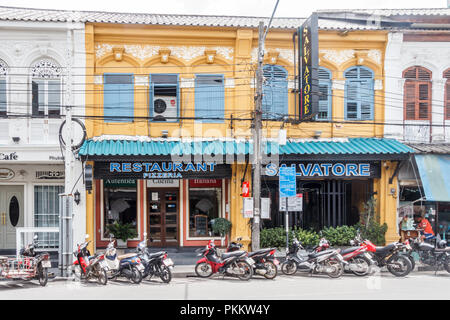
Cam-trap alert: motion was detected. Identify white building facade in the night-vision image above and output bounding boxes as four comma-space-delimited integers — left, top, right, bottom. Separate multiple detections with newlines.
0, 16, 86, 254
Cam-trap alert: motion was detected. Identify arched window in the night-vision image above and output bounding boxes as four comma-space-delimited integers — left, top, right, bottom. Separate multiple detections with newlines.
403, 66, 432, 120
317, 67, 332, 120
31, 59, 62, 117
0, 59, 8, 116
262, 65, 288, 120
344, 66, 374, 120
444, 69, 450, 120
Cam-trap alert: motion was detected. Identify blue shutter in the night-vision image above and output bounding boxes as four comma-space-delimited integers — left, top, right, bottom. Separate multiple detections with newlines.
104, 74, 134, 123
317, 67, 332, 120
262, 65, 288, 120
195, 75, 224, 123
344, 66, 374, 120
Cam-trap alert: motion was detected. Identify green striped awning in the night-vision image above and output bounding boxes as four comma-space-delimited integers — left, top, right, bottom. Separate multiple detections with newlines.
78, 138, 413, 159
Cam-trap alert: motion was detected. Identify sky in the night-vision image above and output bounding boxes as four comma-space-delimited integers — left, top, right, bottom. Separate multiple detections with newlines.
0, 0, 447, 17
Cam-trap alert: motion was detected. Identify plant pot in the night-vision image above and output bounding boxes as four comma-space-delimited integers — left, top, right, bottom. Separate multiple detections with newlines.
116, 239, 127, 248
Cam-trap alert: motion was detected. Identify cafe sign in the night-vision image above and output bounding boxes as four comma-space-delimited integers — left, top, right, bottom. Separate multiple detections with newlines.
0, 168, 14, 180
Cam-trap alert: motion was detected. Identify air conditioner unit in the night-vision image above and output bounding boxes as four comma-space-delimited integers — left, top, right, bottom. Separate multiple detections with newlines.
152, 95, 177, 122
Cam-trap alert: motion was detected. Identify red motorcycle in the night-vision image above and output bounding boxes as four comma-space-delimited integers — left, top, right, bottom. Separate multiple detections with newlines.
315, 236, 376, 276
71, 236, 108, 285
194, 240, 255, 281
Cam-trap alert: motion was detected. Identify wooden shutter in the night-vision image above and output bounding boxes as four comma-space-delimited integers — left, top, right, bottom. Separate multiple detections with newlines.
344, 66, 374, 120
360, 80, 374, 120
195, 75, 224, 122
403, 66, 432, 121
345, 80, 359, 120
318, 67, 331, 120
0, 79, 6, 116
444, 69, 450, 120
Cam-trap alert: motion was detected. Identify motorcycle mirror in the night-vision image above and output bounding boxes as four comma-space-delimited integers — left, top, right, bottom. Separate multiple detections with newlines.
237, 237, 242, 241
143, 232, 147, 237
149, 237, 154, 243
33, 235, 38, 240
85, 234, 90, 239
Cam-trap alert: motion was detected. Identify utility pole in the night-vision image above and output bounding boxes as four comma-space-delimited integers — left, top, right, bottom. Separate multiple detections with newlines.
251, 0, 279, 252
251, 21, 264, 252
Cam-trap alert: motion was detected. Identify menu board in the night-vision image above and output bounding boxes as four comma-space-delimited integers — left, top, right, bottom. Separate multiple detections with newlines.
194, 215, 208, 236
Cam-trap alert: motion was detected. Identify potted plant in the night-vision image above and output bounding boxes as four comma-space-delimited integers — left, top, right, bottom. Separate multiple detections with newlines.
106, 221, 138, 248
211, 217, 232, 247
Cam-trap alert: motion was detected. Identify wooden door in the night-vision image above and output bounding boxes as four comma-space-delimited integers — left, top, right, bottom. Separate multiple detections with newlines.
147, 189, 179, 246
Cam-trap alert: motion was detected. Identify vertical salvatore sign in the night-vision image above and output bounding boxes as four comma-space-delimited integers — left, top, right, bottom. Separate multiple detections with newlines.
298, 13, 319, 120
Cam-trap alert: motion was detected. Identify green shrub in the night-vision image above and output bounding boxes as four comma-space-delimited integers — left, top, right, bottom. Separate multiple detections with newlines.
260, 227, 320, 249
292, 228, 320, 247
211, 218, 232, 237
106, 221, 138, 242
355, 221, 388, 246
319, 225, 358, 246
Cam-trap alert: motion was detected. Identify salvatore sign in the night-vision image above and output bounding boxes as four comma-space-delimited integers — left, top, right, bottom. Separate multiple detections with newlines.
93, 161, 232, 180
265, 162, 381, 179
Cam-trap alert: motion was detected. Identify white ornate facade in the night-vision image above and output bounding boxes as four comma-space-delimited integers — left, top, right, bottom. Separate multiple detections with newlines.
0, 20, 86, 252
384, 32, 450, 143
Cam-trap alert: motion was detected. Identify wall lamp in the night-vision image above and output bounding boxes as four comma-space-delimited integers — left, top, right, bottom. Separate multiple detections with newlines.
74, 190, 81, 205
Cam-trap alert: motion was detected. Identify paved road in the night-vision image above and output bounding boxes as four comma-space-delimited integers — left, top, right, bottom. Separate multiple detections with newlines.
0, 270, 449, 300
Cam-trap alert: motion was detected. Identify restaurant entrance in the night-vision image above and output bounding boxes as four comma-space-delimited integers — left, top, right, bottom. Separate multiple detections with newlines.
147, 188, 179, 246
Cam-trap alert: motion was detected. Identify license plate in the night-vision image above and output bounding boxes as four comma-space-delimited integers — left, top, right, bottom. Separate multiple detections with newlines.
163, 258, 174, 267
136, 264, 145, 271
246, 258, 255, 265
273, 259, 279, 266
41, 260, 51, 268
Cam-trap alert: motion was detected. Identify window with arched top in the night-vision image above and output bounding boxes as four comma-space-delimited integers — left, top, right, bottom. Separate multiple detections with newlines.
317, 67, 332, 120
344, 66, 374, 120
262, 65, 288, 120
444, 68, 450, 120
0, 59, 8, 116
403, 66, 432, 121
31, 59, 62, 117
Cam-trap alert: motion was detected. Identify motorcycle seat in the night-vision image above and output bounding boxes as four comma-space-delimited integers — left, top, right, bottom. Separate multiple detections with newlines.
248, 248, 273, 258
118, 253, 137, 261
221, 251, 246, 259
308, 250, 334, 259
340, 247, 361, 255
374, 243, 396, 254
434, 247, 450, 253
146, 251, 166, 259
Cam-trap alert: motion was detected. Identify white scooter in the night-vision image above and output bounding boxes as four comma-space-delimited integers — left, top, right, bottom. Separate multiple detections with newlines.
103, 236, 144, 284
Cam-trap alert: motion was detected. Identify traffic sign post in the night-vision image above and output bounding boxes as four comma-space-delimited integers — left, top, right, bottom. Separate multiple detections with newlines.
279, 166, 297, 252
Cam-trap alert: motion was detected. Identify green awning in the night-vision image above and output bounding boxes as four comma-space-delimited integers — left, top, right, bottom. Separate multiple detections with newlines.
78, 138, 413, 159
415, 154, 450, 202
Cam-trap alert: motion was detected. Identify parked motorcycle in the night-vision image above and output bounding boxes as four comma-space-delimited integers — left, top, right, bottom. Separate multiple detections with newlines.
314, 237, 375, 276
227, 237, 279, 279
19, 235, 51, 286
402, 237, 450, 273
136, 233, 174, 283
354, 235, 412, 277
195, 239, 255, 281
281, 237, 347, 278
104, 237, 143, 284
71, 235, 108, 285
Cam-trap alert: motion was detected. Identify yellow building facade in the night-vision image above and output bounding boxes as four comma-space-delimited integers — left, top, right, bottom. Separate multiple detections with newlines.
82, 20, 408, 252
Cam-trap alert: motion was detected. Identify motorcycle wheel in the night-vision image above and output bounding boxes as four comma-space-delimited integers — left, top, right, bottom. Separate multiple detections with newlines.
444, 255, 450, 274
234, 261, 253, 281
195, 262, 213, 278
38, 265, 48, 287
325, 259, 344, 278
130, 267, 143, 284
350, 256, 371, 277
72, 265, 82, 281
405, 253, 416, 272
281, 260, 298, 275
97, 267, 108, 285
159, 265, 172, 283
263, 261, 278, 279
387, 254, 412, 277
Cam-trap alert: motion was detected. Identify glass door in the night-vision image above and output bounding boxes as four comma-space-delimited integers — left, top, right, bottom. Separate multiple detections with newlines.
148, 189, 178, 246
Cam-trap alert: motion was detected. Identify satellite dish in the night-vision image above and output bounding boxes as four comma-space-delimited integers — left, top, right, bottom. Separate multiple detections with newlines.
59, 118, 87, 151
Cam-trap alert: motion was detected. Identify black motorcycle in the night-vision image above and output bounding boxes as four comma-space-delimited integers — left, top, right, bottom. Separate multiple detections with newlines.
402, 237, 450, 273
363, 240, 412, 277
136, 233, 174, 283
281, 237, 347, 278
227, 237, 279, 279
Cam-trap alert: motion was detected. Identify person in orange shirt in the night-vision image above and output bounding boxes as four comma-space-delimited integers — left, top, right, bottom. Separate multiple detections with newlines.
414, 214, 435, 241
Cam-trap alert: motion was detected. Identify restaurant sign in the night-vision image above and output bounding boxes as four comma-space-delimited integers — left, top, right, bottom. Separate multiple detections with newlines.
94, 161, 231, 180
265, 162, 380, 179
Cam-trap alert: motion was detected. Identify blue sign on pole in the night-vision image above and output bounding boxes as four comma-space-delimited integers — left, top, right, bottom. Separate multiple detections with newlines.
279, 166, 297, 198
